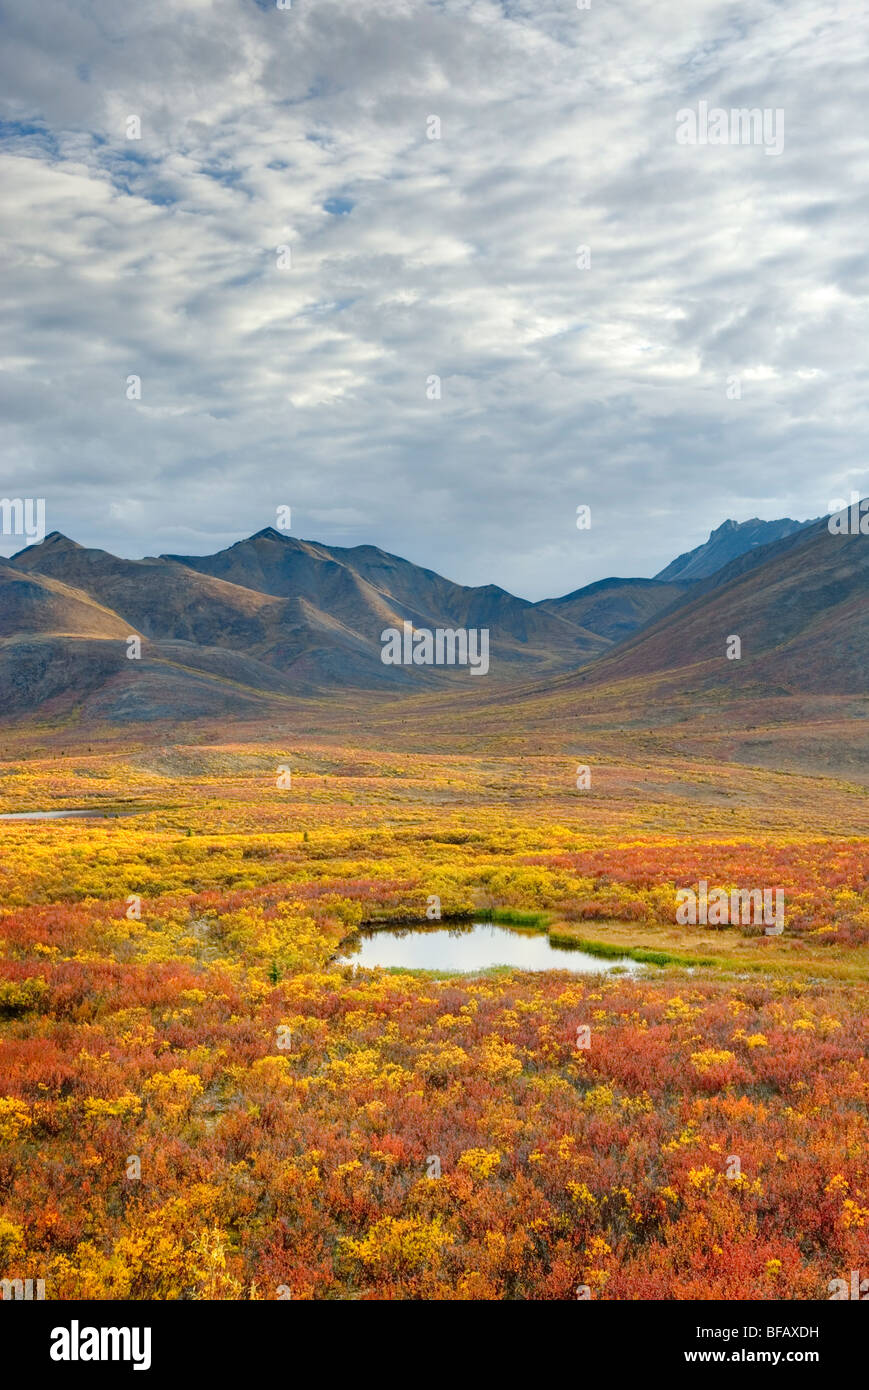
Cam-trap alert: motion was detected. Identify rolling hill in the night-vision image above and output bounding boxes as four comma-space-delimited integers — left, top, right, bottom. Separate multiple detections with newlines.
583, 514, 868, 695
537, 577, 689, 643
0, 510, 861, 725
0, 527, 609, 717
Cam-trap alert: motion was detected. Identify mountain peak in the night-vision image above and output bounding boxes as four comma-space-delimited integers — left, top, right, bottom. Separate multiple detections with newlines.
1, 509, 862, 716
655, 515, 815, 584
13, 530, 81, 558
249, 526, 289, 543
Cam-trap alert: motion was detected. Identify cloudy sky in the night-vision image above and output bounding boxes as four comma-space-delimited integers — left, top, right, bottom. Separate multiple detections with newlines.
1, 0, 867, 598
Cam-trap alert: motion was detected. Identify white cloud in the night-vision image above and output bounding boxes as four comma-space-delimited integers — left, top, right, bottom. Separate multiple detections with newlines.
0, 0, 867, 593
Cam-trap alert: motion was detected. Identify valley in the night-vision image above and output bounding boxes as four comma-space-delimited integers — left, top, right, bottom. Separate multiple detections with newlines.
0, 696, 865, 1299
0, 511, 865, 1301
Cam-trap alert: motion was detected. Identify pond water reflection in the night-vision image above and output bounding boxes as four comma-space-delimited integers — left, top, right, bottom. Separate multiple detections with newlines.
336, 920, 642, 975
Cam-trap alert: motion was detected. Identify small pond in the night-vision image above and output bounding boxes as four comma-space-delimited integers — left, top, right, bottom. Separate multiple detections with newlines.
0, 809, 139, 820
336, 920, 642, 975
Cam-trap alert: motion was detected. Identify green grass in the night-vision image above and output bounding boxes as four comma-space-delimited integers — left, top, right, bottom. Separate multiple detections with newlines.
548, 931, 717, 969
486, 907, 550, 929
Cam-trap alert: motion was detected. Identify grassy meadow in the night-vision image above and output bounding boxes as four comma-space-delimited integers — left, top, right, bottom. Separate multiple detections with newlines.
0, 704, 866, 1299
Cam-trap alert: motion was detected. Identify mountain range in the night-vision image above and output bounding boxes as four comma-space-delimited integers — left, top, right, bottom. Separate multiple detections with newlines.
654, 515, 819, 582
0, 512, 863, 722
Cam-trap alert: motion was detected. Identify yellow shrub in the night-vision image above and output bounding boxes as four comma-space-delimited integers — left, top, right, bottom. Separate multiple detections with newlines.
0, 1097, 31, 1143
142, 1069, 203, 1120
0, 978, 48, 1016
480, 1036, 523, 1080
83, 1093, 143, 1122
584, 1084, 614, 1110
457, 1148, 501, 1180
0, 1217, 25, 1266
341, 1215, 453, 1274
690, 1049, 736, 1074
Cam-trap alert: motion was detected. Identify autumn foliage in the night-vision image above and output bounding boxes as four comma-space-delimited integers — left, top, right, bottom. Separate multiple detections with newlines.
0, 735, 866, 1299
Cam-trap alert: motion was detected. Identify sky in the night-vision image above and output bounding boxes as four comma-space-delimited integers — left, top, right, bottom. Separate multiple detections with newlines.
0, 0, 867, 600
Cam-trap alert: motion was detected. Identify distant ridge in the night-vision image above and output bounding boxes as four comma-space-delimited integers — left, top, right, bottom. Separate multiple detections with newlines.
0, 509, 851, 722
566, 512, 868, 695
655, 516, 817, 583
538, 577, 688, 644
